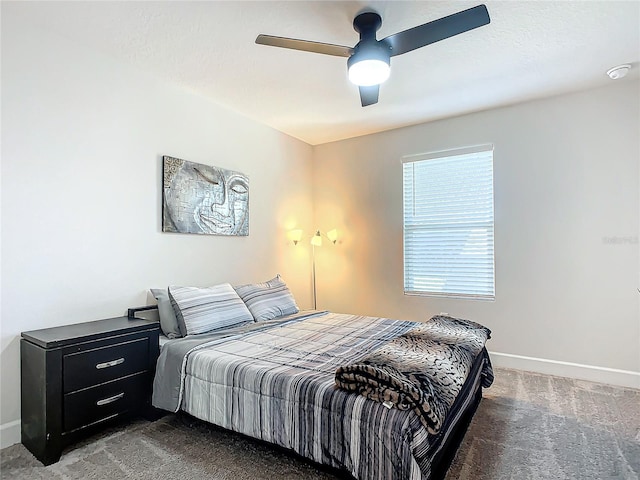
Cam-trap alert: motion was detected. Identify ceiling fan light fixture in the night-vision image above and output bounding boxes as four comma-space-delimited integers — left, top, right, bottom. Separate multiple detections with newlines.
348, 59, 390, 86
347, 42, 391, 86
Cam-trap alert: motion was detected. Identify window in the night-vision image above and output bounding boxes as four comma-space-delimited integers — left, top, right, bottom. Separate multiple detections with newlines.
402, 145, 495, 300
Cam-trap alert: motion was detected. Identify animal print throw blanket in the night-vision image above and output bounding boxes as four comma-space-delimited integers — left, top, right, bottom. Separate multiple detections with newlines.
335, 315, 493, 435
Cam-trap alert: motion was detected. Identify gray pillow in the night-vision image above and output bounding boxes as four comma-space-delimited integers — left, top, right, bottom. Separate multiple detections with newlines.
234, 275, 299, 322
169, 283, 254, 336
150, 288, 184, 338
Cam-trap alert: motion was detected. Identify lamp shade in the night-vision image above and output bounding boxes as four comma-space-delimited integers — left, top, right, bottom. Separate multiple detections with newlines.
327, 229, 338, 244
310, 230, 322, 247
289, 229, 303, 245
348, 59, 390, 86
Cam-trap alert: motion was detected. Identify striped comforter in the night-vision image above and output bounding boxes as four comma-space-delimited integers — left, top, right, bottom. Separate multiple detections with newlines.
152, 311, 492, 480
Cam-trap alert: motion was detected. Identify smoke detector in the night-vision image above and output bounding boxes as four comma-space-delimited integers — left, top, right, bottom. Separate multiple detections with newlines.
606, 64, 631, 80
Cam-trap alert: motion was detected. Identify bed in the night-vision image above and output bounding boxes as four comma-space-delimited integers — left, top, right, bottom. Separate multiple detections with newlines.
151, 309, 493, 480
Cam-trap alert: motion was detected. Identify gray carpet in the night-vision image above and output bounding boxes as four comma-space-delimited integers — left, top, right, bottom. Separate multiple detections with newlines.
2, 367, 639, 479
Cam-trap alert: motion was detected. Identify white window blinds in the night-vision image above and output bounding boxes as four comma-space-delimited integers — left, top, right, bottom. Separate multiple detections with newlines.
402, 145, 495, 300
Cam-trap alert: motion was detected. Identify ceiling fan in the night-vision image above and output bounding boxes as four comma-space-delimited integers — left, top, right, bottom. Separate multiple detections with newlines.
256, 5, 490, 107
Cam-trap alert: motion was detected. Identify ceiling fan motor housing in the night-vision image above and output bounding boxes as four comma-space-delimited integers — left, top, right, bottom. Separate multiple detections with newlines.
347, 41, 391, 70
348, 11, 391, 86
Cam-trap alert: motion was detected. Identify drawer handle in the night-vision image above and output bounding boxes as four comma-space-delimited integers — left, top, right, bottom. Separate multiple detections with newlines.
96, 358, 125, 369
96, 392, 124, 406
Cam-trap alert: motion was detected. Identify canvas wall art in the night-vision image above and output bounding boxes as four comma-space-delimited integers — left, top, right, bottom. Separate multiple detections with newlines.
162, 156, 249, 236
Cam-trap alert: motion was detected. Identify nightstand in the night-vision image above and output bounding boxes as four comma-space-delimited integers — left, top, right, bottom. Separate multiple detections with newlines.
20, 316, 160, 465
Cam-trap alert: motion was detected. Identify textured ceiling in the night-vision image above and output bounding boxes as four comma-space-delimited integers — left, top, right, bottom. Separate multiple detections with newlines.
6, 1, 640, 145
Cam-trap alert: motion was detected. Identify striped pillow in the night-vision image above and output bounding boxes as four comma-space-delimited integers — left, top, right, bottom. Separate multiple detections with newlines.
234, 275, 299, 322
169, 283, 253, 336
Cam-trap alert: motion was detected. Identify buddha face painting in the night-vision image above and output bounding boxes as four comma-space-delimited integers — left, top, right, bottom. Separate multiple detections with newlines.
162, 156, 249, 236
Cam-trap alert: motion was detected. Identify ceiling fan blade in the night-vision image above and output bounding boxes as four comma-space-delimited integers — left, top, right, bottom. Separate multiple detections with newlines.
256, 34, 353, 57
383, 4, 490, 57
359, 85, 379, 107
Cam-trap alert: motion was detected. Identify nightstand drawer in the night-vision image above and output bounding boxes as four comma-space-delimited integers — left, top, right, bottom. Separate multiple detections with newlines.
63, 338, 149, 393
63, 373, 148, 432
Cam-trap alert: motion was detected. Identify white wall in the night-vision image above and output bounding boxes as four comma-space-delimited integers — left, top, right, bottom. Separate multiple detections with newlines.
1, 13, 314, 446
313, 82, 640, 386
2, 2, 639, 454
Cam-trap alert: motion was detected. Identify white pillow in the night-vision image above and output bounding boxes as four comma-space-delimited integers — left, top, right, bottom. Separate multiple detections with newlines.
150, 288, 184, 338
169, 283, 253, 336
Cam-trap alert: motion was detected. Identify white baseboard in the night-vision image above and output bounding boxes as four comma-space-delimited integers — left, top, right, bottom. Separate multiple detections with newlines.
489, 350, 640, 389
0, 419, 21, 449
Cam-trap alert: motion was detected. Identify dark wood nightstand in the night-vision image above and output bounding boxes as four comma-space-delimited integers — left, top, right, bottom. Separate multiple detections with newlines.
20, 316, 160, 465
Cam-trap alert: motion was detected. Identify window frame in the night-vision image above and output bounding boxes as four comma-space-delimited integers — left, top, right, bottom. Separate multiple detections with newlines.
402, 144, 496, 301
